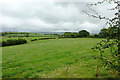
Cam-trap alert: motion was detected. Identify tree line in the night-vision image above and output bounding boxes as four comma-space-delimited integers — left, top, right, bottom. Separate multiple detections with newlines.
60, 26, 118, 38
1, 26, 118, 39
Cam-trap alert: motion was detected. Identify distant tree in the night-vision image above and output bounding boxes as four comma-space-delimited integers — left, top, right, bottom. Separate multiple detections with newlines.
89, 35, 94, 38
94, 34, 99, 38
63, 32, 79, 38
1, 32, 5, 36
72, 33, 80, 38
79, 30, 90, 37
98, 28, 109, 38
25, 34, 29, 37
53, 34, 58, 35
63, 32, 72, 38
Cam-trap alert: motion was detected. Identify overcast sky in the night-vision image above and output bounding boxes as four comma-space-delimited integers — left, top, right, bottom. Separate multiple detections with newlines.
0, 0, 117, 34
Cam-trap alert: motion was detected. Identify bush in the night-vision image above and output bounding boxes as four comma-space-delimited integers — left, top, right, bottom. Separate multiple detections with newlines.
2, 38, 27, 47
7, 39, 17, 45
30, 37, 56, 42
2, 41, 8, 47
16, 38, 27, 44
25, 34, 29, 37
31, 39, 38, 41
39, 37, 55, 40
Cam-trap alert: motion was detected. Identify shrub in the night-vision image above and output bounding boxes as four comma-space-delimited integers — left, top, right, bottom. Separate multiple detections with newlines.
25, 34, 29, 37
2, 38, 27, 47
31, 39, 38, 41
2, 41, 8, 47
30, 37, 56, 42
7, 39, 17, 46
16, 38, 27, 44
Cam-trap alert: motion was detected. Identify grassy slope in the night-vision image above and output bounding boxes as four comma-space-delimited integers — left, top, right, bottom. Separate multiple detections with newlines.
2, 38, 112, 78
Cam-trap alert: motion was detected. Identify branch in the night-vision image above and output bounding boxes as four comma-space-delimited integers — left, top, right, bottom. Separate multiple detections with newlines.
87, 0, 117, 7
107, 6, 118, 10
86, 5, 99, 16
82, 10, 110, 20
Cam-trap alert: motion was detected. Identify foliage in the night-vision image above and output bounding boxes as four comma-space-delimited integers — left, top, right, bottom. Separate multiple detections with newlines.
16, 38, 27, 44
89, 34, 99, 38
94, 34, 99, 38
7, 39, 18, 46
31, 39, 38, 41
30, 37, 56, 41
1, 32, 57, 37
2, 38, 27, 47
63, 32, 80, 38
98, 27, 118, 38
84, 0, 119, 78
62, 30, 90, 38
2, 41, 9, 47
89, 35, 95, 38
25, 34, 29, 37
98, 28, 109, 38
79, 30, 90, 37
92, 38, 119, 77
108, 26, 118, 39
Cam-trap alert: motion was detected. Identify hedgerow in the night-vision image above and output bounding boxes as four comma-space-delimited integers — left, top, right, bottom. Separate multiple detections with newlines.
2, 38, 27, 47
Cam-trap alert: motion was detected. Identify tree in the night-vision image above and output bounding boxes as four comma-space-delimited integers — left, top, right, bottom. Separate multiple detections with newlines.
108, 26, 118, 39
79, 30, 90, 37
83, 0, 120, 78
63, 32, 79, 38
94, 34, 99, 38
98, 28, 109, 38
72, 33, 80, 38
25, 34, 29, 37
63, 32, 72, 38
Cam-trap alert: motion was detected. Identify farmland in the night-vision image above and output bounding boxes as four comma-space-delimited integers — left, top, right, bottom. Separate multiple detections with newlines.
1, 0, 119, 78
2, 38, 113, 78
1, 32, 57, 42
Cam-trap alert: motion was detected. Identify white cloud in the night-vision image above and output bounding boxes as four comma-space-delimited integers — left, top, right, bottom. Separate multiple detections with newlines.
1, 15, 23, 27
0, 0, 117, 33
79, 21, 103, 34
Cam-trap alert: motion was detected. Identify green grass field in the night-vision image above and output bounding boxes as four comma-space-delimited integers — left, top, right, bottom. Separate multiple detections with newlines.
2, 38, 113, 78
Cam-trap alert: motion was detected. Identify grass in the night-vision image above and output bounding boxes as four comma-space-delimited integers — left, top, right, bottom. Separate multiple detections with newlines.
2, 38, 113, 78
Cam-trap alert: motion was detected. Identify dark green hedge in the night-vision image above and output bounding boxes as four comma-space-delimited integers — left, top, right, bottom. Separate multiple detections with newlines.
38, 37, 56, 40
30, 37, 56, 41
2, 38, 27, 47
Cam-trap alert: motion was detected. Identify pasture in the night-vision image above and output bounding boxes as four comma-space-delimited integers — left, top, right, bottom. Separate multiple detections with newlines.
2, 38, 113, 78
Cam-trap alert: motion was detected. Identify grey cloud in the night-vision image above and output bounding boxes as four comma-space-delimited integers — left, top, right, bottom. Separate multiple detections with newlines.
0, 0, 117, 33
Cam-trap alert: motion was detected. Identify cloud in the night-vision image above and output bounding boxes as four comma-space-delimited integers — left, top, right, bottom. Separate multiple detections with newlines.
0, 0, 117, 33
79, 21, 102, 34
